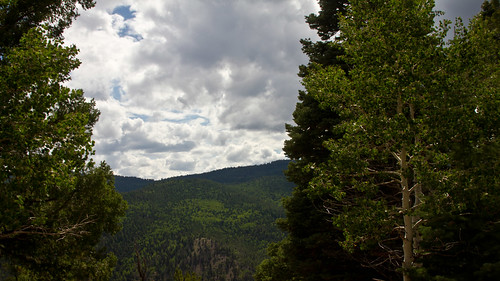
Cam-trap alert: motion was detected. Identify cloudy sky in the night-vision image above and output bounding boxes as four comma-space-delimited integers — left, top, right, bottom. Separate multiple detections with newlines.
63, 0, 484, 179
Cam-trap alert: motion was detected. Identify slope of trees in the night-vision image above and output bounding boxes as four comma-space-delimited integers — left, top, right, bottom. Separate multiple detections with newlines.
114, 176, 155, 193
175, 160, 291, 185
114, 160, 290, 193
0, 1, 127, 280
107, 163, 294, 281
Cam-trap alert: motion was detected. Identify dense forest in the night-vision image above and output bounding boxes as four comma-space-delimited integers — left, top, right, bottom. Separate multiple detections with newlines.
1, 1, 499, 281
107, 161, 293, 281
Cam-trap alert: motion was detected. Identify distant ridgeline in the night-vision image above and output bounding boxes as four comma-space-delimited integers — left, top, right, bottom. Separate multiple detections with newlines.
114, 159, 291, 192
107, 160, 293, 281
114, 176, 155, 193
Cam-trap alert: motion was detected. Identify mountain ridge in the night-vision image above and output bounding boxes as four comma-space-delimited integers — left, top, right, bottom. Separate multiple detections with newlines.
107, 159, 295, 281
114, 159, 291, 193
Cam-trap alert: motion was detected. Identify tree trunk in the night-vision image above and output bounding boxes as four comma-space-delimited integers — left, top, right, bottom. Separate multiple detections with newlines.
401, 147, 413, 281
398, 97, 413, 281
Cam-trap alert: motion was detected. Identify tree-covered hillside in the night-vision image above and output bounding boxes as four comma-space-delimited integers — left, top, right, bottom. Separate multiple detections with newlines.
178, 160, 291, 184
114, 176, 155, 193
107, 161, 293, 281
114, 160, 290, 193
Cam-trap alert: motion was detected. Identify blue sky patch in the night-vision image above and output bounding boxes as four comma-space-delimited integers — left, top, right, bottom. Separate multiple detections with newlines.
111, 80, 125, 101
165, 114, 210, 126
112, 5, 135, 20
117, 27, 144, 41
131, 114, 150, 122
111, 5, 143, 41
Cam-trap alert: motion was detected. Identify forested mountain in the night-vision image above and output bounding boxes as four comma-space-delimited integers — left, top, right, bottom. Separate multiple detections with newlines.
106, 161, 293, 281
2, 1, 498, 280
114, 160, 290, 193
176, 160, 291, 184
114, 176, 155, 193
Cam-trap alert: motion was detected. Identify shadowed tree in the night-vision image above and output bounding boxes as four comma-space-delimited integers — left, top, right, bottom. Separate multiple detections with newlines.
0, 0, 95, 52
305, 1, 499, 280
0, 2, 127, 280
256, 0, 395, 280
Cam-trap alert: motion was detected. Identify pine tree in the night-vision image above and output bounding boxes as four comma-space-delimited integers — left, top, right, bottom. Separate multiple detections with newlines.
257, 0, 395, 280
305, 1, 499, 280
0, 2, 127, 279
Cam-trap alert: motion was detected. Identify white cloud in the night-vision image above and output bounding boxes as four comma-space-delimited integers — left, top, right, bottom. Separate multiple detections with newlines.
65, 0, 482, 179
169, 159, 197, 172
63, 0, 320, 179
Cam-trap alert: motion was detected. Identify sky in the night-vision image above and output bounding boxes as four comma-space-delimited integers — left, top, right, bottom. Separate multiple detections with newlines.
63, 0, 484, 180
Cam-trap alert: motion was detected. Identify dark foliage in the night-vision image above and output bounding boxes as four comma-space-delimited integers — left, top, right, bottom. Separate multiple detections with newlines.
0, 0, 95, 53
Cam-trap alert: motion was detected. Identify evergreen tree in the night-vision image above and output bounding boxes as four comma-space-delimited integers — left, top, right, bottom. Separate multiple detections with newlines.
0, 2, 127, 280
257, 0, 394, 280
0, 0, 95, 52
304, 0, 499, 280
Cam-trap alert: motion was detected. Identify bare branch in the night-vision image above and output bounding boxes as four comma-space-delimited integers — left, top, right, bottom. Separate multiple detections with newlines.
412, 218, 424, 230
408, 183, 420, 193
0, 216, 96, 241
391, 151, 401, 163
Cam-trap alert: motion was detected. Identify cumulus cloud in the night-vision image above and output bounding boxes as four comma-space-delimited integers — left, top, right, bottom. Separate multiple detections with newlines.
64, 0, 482, 179
169, 160, 197, 172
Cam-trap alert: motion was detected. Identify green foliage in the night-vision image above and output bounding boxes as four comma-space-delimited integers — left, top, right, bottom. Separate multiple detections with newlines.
0, 0, 95, 51
299, 0, 348, 77
304, 0, 347, 41
107, 164, 293, 281
307, 0, 439, 252
301, 0, 499, 279
253, 241, 294, 281
174, 267, 201, 281
412, 2, 500, 280
258, 1, 395, 280
0, 4, 127, 279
